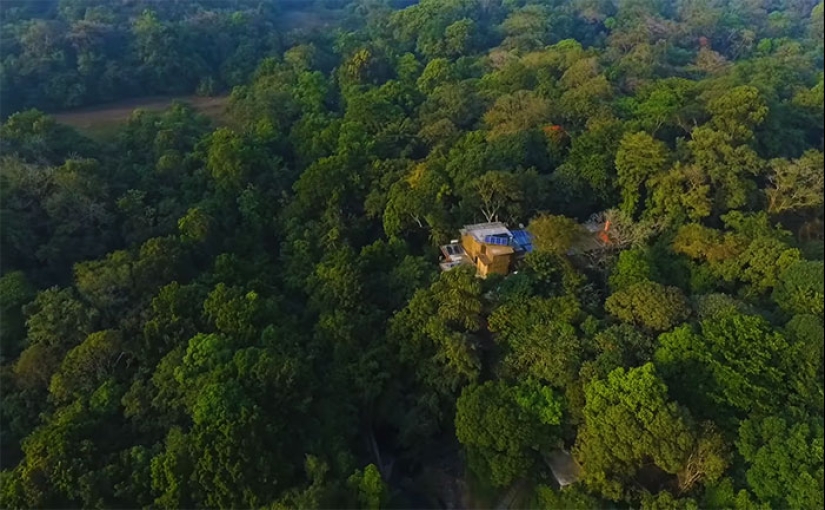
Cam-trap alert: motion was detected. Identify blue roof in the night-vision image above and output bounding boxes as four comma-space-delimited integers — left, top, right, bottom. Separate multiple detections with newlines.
511, 230, 534, 252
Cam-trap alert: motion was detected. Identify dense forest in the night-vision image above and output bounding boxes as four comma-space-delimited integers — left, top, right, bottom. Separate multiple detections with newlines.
0, 0, 823, 508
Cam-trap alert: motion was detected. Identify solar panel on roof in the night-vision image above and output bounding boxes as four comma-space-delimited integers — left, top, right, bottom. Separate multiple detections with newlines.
484, 235, 509, 246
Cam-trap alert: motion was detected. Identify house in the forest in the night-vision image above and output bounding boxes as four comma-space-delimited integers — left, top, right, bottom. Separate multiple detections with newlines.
439, 222, 533, 277
439, 218, 614, 276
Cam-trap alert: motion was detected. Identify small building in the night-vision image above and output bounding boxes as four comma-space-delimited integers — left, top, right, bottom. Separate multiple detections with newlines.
439, 222, 533, 277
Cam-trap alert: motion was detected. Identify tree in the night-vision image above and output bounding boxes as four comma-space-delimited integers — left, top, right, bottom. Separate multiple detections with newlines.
177, 207, 211, 243
615, 131, 669, 217
551, 118, 623, 211
49, 330, 122, 403
558, 58, 612, 125
500, 5, 552, 52
444, 18, 477, 57
706, 86, 768, 142
688, 127, 762, 213
812, 2, 825, 43
0, 110, 96, 164
527, 214, 584, 255
417, 58, 455, 94
205, 127, 269, 192
672, 218, 801, 295
772, 260, 825, 316
593, 208, 664, 250
677, 423, 730, 494
455, 380, 559, 487
655, 313, 792, 420
24, 287, 98, 349
383, 163, 449, 237
574, 364, 698, 500
608, 248, 658, 291
736, 414, 824, 509
646, 163, 713, 223
346, 464, 389, 510
471, 171, 523, 223
585, 324, 656, 378
605, 281, 690, 332
0, 272, 34, 360
531, 484, 604, 510
483, 90, 552, 140
765, 150, 825, 215
633, 78, 700, 134
387, 267, 484, 447
500, 319, 583, 388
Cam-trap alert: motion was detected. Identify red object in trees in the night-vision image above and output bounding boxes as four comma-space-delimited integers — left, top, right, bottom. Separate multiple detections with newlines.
699, 36, 709, 48
598, 221, 612, 244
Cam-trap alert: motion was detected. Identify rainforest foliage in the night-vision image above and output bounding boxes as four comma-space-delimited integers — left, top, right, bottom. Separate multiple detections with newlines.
0, 0, 823, 508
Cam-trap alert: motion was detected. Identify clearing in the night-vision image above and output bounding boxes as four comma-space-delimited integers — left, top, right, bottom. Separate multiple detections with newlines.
52, 95, 229, 139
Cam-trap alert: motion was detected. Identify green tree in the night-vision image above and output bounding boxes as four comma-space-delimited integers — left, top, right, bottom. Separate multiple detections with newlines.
772, 260, 824, 316
0, 272, 34, 360
585, 324, 656, 378
633, 78, 700, 134
531, 484, 603, 510
615, 131, 669, 217
737, 414, 824, 509
387, 267, 484, 447
346, 464, 389, 510
500, 5, 553, 52
49, 330, 122, 404
655, 313, 792, 420
765, 150, 825, 215
646, 163, 713, 223
608, 248, 658, 291
470, 171, 523, 223
574, 364, 700, 500
527, 214, 584, 256
456, 380, 560, 487
706, 86, 768, 142
24, 287, 98, 349
605, 281, 690, 332
483, 90, 552, 140
687, 127, 762, 213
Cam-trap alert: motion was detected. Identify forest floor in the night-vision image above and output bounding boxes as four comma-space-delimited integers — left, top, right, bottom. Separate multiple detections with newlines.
53, 95, 229, 139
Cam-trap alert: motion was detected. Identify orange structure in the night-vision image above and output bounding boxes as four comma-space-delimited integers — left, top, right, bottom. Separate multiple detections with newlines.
598, 220, 612, 244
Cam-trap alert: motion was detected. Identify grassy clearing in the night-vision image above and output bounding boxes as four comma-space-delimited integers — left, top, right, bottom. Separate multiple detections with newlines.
52, 95, 229, 140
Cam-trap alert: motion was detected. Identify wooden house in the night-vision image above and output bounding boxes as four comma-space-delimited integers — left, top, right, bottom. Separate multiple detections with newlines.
437, 222, 533, 277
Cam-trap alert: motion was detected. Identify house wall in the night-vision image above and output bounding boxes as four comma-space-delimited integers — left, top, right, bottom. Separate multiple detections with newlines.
463, 234, 512, 276
461, 234, 483, 260
483, 253, 511, 276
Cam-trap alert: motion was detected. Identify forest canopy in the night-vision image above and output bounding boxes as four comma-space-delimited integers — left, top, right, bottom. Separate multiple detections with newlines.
0, 0, 823, 508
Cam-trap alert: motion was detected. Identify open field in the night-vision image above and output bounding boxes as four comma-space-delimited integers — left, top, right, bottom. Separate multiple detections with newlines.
52, 95, 229, 139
